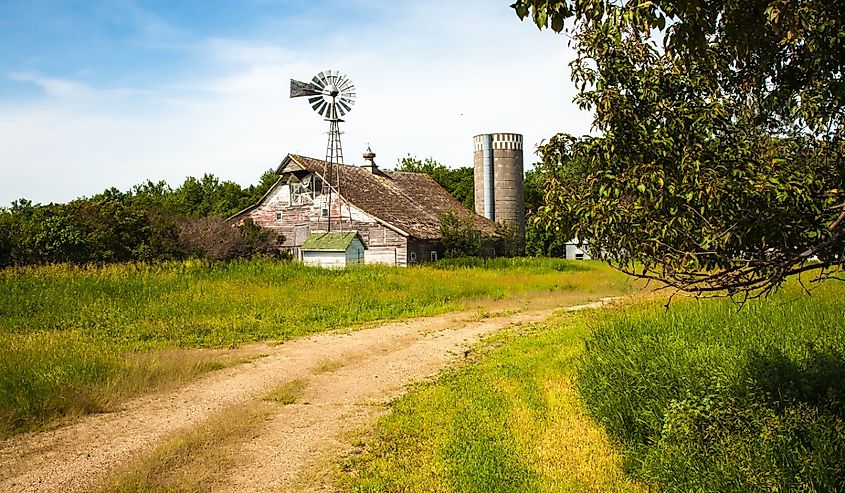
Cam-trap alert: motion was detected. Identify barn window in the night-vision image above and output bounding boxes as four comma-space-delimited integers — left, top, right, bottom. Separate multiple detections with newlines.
321, 208, 329, 218
575, 253, 585, 260
275, 211, 283, 221
430, 251, 438, 262
410, 252, 417, 263
288, 174, 314, 205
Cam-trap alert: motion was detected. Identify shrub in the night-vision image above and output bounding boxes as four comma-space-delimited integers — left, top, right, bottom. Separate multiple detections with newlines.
177, 216, 283, 261
439, 210, 483, 258
494, 220, 525, 257
577, 285, 845, 492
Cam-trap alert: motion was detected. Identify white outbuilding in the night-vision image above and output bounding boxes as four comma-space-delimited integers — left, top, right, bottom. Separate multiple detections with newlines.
565, 239, 592, 260
301, 231, 366, 268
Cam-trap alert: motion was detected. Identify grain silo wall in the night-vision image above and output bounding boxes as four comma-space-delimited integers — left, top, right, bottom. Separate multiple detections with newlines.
473, 133, 525, 231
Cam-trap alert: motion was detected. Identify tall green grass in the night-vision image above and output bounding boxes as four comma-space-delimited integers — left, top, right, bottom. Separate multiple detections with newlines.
577, 282, 845, 491
0, 258, 624, 437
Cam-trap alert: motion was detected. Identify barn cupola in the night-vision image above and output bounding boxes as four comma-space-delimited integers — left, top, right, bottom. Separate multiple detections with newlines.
361, 146, 380, 174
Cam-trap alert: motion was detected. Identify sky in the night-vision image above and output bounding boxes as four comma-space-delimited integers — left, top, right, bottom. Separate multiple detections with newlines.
0, 0, 590, 206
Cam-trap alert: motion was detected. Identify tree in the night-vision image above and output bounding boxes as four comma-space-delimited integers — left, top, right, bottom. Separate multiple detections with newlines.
524, 165, 573, 257
439, 211, 484, 258
511, 0, 844, 296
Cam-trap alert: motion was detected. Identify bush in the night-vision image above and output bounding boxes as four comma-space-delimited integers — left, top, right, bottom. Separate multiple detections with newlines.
494, 221, 524, 257
439, 210, 483, 258
177, 217, 283, 261
577, 284, 845, 491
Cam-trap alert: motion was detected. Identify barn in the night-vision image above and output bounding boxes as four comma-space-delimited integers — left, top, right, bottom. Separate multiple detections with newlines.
231, 149, 498, 266
301, 231, 366, 268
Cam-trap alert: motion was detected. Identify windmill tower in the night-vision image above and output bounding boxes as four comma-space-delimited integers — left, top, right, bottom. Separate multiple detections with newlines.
290, 70, 357, 231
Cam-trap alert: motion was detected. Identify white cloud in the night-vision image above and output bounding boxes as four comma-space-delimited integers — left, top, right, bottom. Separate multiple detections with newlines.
0, 1, 592, 206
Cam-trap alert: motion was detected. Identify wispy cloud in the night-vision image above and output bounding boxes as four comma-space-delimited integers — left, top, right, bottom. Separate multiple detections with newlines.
7, 71, 93, 98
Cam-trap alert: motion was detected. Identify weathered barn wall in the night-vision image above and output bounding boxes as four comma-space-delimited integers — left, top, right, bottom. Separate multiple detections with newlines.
241, 172, 409, 265
407, 239, 443, 264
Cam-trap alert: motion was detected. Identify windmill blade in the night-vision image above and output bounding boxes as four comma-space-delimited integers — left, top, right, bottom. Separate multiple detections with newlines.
295, 70, 356, 118
318, 70, 331, 88
311, 73, 327, 89
337, 77, 353, 91
290, 79, 322, 98
317, 100, 330, 117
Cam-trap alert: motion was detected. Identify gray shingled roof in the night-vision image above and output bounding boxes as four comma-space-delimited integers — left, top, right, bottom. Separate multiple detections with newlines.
274, 154, 497, 240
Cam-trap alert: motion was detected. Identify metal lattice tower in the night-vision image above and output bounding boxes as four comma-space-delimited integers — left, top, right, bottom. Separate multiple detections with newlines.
290, 70, 356, 231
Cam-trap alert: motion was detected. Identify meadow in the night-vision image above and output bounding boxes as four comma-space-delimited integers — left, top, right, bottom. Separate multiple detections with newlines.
0, 258, 629, 438
342, 280, 845, 492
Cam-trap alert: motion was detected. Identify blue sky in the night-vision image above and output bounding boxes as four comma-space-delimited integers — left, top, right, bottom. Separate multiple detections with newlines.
0, 0, 588, 205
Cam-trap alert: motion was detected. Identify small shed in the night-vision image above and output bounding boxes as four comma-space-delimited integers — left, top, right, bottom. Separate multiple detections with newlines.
565, 239, 592, 260
301, 231, 366, 268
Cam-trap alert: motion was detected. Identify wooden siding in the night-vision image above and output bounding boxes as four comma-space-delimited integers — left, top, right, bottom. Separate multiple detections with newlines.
407, 239, 444, 264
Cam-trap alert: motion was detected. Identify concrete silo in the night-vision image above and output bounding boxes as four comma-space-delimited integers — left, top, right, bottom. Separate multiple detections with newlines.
473, 133, 525, 231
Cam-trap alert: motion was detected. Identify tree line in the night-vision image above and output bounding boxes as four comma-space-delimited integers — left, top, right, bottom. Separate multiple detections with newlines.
0, 171, 283, 267
0, 156, 569, 268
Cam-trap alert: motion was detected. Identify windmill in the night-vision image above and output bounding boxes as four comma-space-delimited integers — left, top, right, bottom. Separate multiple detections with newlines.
290, 70, 356, 232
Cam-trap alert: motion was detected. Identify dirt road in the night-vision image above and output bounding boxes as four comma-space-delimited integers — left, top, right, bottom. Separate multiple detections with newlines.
0, 295, 616, 492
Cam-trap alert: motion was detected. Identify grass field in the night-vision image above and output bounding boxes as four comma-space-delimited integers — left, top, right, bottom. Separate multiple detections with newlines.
340, 307, 644, 493
0, 258, 631, 438
342, 279, 845, 492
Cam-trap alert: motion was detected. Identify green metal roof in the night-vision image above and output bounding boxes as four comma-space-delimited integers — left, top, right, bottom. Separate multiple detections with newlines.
301, 231, 362, 251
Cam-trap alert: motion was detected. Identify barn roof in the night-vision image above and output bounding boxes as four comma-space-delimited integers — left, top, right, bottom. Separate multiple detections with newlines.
301, 231, 362, 251
271, 154, 497, 240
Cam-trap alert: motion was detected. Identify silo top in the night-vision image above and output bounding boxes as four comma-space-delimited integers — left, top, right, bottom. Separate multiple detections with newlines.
473, 133, 523, 151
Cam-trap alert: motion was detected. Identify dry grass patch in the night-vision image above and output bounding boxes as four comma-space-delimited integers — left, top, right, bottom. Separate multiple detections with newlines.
264, 378, 308, 405
99, 401, 272, 492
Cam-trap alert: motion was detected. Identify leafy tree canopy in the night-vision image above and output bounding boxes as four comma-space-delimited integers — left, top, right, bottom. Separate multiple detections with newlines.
511, 0, 844, 296
0, 169, 279, 267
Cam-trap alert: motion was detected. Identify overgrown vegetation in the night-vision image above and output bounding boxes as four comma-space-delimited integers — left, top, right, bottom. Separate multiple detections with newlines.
578, 282, 845, 491
0, 258, 617, 437
439, 211, 484, 258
